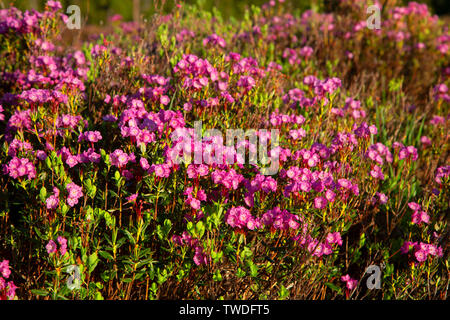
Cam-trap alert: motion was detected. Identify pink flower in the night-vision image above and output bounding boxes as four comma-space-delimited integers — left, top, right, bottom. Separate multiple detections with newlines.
370, 165, 384, 180
6, 281, 17, 299
337, 178, 351, 189
57, 236, 68, 256
46, 195, 59, 210
376, 192, 388, 204
400, 241, 416, 254
183, 102, 192, 111
79, 131, 102, 143
193, 246, 207, 266
408, 202, 421, 211
420, 136, 431, 147
189, 198, 201, 210
325, 189, 336, 202
341, 274, 358, 290
414, 250, 427, 262
0, 260, 11, 279
314, 196, 327, 209
155, 165, 164, 177
247, 219, 256, 230
140, 158, 150, 170
160, 95, 170, 105
110, 149, 131, 168
326, 232, 343, 246
66, 155, 79, 168
411, 211, 430, 225
126, 193, 138, 203
46, 240, 57, 254
66, 182, 83, 207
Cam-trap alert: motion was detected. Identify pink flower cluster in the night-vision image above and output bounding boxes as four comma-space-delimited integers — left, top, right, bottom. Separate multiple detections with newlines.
236, 75, 256, 91
400, 241, 443, 262
184, 186, 207, 211
187, 164, 209, 179
370, 165, 384, 180
109, 149, 135, 168
225, 206, 261, 230
341, 274, 358, 290
5, 157, 36, 180
175, 28, 195, 42
353, 122, 377, 138
429, 115, 445, 126
174, 54, 219, 90
172, 232, 208, 266
78, 131, 102, 143
56, 114, 83, 131
407, 202, 430, 225
433, 83, 449, 102
269, 110, 305, 127
308, 76, 342, 98
66, 182, 83, 207
261, 207, 300, 230
18, 88, 68, 105
282, 46, 313, 65
46, 187, 60, 210
0, 260, 17, 300
46, 236, 68, 256
244, 174, 277, 207
294, 231, 343, 258
151, 163, 171, 178
60, 147, 101, 168
282, 166, 350, 207
435, 165, 449, 185
366, 143, 393, 165
332, 97, 367, 119
8, 138, 33, 157
211, 168, 244, 190
7, 109, 32, 131
203, 33, 226, 48
394, 143, 418, 161
372, 192, 389, 205
117, 102, 183, 147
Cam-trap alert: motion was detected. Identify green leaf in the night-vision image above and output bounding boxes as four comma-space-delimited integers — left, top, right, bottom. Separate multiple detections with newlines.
123, 230, 136, 245
39, 186, 47, 203
88, 252, 99, 274
236, 268, 246, 278
213, 270, 223, 282
31, 289, 49, 297
240, 246, 253, 260
94, 291, 104, 300
196, 221, 205, 239
99, 250, 114, 261
325, 282, 342, 293
248, 261, 258, 277
61, 203, 69, 216
278, 285, 290, 300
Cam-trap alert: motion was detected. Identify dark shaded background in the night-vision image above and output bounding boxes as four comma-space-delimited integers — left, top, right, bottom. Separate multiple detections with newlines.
4, 0, 450, 25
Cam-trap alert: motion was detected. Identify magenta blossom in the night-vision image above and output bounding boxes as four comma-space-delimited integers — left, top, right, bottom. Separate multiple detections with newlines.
341, 274, 358, 290
46, 240, 57, 254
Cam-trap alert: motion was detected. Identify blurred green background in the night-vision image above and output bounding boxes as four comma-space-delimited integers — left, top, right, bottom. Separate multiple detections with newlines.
3, 0, 450, 24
